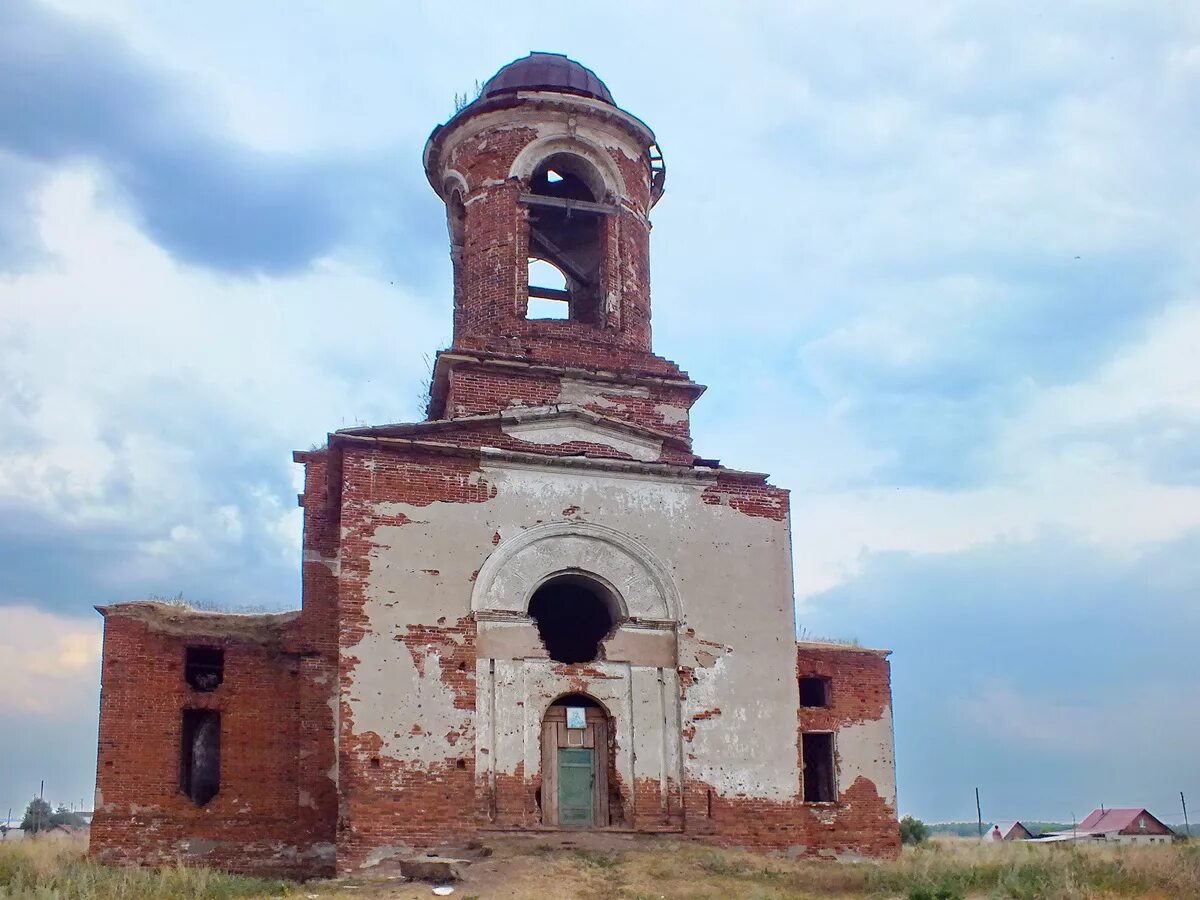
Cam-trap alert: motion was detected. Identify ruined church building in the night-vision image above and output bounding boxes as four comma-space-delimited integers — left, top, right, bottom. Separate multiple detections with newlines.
91, 54, 899, 875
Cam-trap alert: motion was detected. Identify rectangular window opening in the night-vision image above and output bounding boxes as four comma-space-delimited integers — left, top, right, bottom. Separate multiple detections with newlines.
527, 296, 570, 320
180, 709, 221, 806
185, 646, 224, 692
802, 732, 835, 803
799, 676, 830, 708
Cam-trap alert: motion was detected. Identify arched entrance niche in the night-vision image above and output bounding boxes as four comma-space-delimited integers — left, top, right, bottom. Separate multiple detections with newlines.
540, 693, 614, 827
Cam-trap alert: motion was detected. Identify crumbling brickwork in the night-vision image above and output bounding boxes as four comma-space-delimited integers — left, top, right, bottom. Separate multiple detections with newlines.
91, 52, 898, 877
90, 608, 337, 876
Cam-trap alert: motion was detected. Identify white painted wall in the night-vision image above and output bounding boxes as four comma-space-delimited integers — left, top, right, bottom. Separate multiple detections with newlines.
341, 454, 802, 803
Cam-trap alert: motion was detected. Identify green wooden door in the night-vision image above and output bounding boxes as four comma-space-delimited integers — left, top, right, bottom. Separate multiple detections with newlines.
557, 748, 595, 826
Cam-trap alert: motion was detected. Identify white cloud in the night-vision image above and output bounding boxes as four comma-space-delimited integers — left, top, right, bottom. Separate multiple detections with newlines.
784, 296, 1200, 600
957, 679, 1200, 758
0, 605, 101, 716
0, 167, 443, 591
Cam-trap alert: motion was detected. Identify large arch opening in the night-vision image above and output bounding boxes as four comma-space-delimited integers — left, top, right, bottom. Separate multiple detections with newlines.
528, 573, 620, 664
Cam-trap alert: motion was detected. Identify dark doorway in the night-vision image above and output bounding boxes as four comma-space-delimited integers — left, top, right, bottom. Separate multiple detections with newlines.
528, 575, 618, 664
180, 710, 221, 806
802, 732, 835, 803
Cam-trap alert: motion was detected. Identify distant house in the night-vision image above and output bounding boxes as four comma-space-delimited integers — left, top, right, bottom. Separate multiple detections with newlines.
1032, 809, 1176, 845
1075, 808, 1175, 845
990, 821, 1037, 841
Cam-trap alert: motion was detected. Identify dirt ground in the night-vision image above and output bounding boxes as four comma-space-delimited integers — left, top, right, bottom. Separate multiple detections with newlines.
305, 832, 844, 899
292, 832, 1197, 900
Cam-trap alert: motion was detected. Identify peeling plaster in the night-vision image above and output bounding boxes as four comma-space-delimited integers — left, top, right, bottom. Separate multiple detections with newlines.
500, 418, 661, 461
349, 459, 802, 802
653, 403, 689, 426
342, 627, 471, 763
837, 708, 897, 812
556, 378, 650, 411
303, 547, 340, 575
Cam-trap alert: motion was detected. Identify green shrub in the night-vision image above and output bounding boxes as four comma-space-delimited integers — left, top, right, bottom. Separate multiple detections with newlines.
900, 815, 931, 845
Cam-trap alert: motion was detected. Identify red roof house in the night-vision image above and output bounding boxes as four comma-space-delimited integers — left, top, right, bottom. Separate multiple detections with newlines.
1077, 808, 1175, 844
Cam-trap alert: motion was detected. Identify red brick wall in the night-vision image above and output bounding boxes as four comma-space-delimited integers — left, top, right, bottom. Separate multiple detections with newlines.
90, 614, 335, 877
444, 364, 696, 440
333, 446, 483, 866
293, 451, 340, 847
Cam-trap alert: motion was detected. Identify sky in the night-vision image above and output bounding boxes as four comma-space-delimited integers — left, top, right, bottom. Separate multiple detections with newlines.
1, 0, 1198, 828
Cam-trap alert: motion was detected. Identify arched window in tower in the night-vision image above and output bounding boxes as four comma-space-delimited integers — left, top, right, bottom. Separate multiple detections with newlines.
445, 186, 467, 311
527, 258, 570, 319
522, 153, 610, 324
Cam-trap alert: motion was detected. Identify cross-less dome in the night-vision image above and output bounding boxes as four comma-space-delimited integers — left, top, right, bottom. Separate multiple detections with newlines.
480, 52, 615, 105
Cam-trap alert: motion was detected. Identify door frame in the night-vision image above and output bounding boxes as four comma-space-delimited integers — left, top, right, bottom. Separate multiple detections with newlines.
541, 702, 610, 827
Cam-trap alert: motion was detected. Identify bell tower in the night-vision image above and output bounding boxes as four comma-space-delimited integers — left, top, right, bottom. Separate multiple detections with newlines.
422, 53, 700, 433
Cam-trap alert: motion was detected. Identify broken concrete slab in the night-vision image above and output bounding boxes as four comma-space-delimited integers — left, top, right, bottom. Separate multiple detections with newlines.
399, 857, 467, 882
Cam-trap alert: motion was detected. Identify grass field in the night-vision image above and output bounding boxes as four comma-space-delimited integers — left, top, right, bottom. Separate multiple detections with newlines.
1, 833, 1197, 899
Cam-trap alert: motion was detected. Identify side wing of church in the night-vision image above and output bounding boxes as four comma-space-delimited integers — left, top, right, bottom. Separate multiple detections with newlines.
90, 53, 899, 876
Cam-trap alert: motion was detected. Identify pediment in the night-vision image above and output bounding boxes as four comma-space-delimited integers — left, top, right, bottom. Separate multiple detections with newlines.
335, 403, 687, 463
499, 407, 664, 461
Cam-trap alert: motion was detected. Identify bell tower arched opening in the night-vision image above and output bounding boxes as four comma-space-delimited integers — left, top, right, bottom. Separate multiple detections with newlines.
524, 152, 606, 325
528, 573, 620, 664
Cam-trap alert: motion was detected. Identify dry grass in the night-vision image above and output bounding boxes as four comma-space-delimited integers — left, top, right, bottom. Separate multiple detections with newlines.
1, 832, 1196, 899
0, 835, 288, 898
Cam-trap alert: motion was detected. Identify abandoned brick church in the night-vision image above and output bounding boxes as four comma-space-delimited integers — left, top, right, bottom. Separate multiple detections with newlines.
91, 53, 899, 875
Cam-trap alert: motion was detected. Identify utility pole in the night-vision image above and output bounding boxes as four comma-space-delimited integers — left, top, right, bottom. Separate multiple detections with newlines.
1183, 792, 1190, 838
975, 787, 983, 839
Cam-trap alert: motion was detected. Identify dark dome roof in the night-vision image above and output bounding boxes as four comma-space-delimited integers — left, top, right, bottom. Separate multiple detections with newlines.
480, 53, 615, 105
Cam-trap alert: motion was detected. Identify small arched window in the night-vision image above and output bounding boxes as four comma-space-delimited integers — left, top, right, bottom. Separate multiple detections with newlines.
527, 258, 570, 319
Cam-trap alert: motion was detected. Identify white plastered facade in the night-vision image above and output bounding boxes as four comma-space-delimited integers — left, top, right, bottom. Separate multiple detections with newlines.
340, 453, 805, 813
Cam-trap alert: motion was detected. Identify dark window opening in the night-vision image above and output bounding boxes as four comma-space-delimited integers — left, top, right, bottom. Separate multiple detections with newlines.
802, 732, 835, 803
180, 710, 220, 806
530, 155, 598, 202
185, 647, 223, 692
799, 676, 830, 708
524, 154, 606, 324
529, 575, 618, 664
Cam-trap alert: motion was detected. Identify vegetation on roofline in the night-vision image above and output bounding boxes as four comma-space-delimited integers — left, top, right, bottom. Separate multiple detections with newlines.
147, 593, 287, 616
796, 624, 860, 646
452, 79, 484, 114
